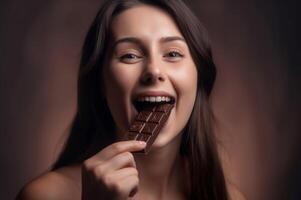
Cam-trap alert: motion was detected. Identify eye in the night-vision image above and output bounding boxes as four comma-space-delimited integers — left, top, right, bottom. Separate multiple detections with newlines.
164, 50, 184, 58
119, 53, 142, 63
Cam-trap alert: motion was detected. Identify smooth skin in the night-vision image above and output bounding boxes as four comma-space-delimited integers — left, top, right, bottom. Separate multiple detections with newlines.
17, 5, 246, 200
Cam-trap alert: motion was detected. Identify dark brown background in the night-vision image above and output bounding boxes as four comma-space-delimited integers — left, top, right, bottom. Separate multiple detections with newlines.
1, 0, 300, 199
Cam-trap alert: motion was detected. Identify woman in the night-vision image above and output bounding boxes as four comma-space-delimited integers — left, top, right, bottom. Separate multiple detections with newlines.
18, 0, 244, 199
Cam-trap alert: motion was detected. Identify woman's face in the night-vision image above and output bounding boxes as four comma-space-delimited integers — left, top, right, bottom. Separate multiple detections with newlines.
103, 5, 197, 148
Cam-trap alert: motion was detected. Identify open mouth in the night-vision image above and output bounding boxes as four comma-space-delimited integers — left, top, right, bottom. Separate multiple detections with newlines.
133, 96, 176, 112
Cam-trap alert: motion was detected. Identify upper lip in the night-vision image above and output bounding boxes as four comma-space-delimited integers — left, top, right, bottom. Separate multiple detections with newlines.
132, 90, 176, 101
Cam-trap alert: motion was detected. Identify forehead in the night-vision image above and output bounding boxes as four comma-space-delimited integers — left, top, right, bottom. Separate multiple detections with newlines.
111, 5, 183, 41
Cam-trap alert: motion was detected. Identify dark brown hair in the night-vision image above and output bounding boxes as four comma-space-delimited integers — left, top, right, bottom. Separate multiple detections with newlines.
52, 0, 229, 199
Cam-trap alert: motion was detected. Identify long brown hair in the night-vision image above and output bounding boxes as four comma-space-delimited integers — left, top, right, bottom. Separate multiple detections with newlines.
52, 0, 229, 199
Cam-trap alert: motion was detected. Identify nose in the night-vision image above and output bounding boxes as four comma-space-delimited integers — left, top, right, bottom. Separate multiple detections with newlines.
140, 59, 165, 85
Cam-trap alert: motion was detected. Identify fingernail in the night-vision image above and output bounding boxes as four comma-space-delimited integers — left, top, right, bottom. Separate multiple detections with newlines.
138, 141, 146, 146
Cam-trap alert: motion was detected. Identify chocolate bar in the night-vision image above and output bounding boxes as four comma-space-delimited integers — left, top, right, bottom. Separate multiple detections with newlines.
127, 103, 174, 154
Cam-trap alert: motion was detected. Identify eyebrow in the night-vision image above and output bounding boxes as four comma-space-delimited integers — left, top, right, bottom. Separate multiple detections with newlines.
113, 36, 186, 48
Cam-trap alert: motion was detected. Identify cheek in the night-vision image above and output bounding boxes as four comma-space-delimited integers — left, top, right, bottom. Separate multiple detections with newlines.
180, 69, 197, 113
103, 63, 140, 131
170, 61, 198, 100
169, 61, 197, 130
105, 64, 138, 93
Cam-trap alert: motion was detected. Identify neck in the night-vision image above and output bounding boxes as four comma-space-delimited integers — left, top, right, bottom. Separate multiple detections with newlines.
133, 134, 186, 198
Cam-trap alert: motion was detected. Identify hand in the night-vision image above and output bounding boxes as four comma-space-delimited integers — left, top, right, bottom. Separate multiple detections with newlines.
81, 140, 146, 200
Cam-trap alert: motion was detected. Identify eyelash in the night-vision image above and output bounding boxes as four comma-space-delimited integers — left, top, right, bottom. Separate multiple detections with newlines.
164, 50, 184, 58
119, 54, 142, 60
119, 50, 184, 61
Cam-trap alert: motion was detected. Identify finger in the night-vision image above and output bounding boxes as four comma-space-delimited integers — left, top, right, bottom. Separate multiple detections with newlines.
91, 140, 146, 162
106, 173, 139, 198
93, 164, 138, 183
107, 167, 138, 179
98, 168, 139, 198
99, 151, 137, 173
118, 175, 139, 197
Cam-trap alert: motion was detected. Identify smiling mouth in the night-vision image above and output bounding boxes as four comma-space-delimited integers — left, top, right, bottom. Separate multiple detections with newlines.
133, 96, 176, 112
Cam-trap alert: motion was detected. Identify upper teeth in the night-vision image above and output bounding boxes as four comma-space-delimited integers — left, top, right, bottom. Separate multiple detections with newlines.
137, 96, 172, 102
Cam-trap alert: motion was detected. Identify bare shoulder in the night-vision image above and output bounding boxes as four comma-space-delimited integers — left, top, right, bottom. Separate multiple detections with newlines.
16, 164, 82, 200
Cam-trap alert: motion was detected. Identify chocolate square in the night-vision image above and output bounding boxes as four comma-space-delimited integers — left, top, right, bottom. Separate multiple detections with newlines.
149, 112, 165, 123
128, 132, 139, 140
128, 121, 145, 133
136, 111, 152, 122
141, 122, 158, 135
136, 134, 151, 143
